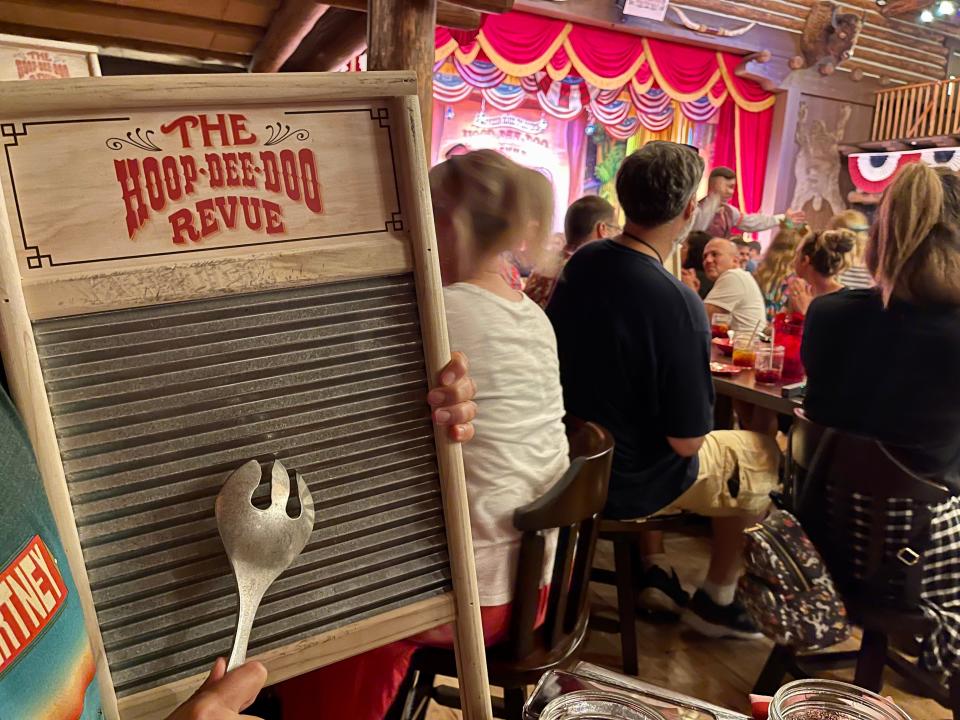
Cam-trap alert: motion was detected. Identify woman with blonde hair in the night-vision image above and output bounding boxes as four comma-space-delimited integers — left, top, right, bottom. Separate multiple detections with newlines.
754, 224, 806, 321
828, 208, 873, 289
786, 228, 857, 315
278, 150, 568, 719
429, 150, 565, 624
802, 163, 960, 683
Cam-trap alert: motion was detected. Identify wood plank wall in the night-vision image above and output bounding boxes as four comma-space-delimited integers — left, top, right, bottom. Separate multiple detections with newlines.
675, 0, 950, 84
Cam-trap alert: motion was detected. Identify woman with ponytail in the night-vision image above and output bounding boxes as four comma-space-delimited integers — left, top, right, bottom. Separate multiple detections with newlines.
801, 163, 960, 682
786, 228, 858, 315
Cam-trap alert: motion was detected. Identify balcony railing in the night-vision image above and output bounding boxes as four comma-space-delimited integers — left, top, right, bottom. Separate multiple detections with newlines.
872, 78, 960, 142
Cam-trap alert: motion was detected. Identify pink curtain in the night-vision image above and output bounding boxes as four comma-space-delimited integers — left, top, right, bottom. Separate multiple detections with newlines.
736, 106, 774, 215
565, 114, 588, 206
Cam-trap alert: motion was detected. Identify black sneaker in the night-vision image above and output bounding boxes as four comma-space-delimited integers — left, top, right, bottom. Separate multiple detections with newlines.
681, 589, 764, 640
637, 565, 690, 616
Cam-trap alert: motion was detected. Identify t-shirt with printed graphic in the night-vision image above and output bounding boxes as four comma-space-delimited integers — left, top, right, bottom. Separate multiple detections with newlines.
0, 388, 104, 719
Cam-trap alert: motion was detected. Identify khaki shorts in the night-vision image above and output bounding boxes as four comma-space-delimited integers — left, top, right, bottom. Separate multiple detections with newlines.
660, 430, 781, 518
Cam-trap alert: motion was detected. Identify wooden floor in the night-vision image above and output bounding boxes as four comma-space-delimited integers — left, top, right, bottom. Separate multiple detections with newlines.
425, 534, 949, 720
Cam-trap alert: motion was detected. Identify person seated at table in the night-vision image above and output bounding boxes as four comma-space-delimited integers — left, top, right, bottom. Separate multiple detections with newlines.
525, 195, 618, 308
802, 163, 960, 682
697, 237, 767, 335
681, 230, 715, 299
734, 237, 763, 273
755, 224, 807, 322
828, 209, 874, 290
276, 150, 567, 719
694, 166, 804, 238
548, 142, 781, 638
785, 229, 857, 316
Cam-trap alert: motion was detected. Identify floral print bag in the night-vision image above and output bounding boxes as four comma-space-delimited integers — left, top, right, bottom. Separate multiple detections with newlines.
739, 508, 851, 650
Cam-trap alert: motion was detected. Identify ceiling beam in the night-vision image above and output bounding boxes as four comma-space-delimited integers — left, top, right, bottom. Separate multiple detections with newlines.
879, 0, 930, 16
444, 0, 513, 11
0, 0, 263, 54
327, 0, 482, 29
282, 7, 367, 72
0, 20, 250, 65
250, 0, 330, 72
81, 0, 278, 28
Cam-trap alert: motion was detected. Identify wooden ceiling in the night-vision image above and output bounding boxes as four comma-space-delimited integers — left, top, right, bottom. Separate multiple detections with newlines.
0, 0, 278, 65
2, 0, 957, 82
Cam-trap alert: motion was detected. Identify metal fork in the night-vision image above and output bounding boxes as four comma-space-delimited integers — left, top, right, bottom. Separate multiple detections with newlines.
216, 459, 315, 671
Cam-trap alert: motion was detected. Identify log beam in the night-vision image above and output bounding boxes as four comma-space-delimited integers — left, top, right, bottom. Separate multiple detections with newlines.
250, 0, 330, 73
368, 0, 437, 152
328, 0, 482, 29
282, 8, 367, 72
444, 0, 514, 11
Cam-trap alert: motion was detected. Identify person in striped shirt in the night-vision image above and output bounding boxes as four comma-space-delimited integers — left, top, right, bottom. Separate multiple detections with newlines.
829, 209, 874, 290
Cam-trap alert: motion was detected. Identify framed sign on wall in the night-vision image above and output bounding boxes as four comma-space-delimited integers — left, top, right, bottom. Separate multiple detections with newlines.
0, 33, 100, 81
0, 71, 492, 720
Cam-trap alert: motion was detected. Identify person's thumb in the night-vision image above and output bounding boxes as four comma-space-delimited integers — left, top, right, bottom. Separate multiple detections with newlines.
207, 661, 268, 712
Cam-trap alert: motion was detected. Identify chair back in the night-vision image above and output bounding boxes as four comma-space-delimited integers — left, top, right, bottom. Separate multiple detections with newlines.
505, 419, 613, 661
792, 410, 950, 606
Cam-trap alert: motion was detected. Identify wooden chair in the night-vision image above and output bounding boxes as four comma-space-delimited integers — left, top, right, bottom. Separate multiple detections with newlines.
397, 420, 614, 719
582, 414, 706, 676
588, 513, 703, 676
754, 410, 960, 718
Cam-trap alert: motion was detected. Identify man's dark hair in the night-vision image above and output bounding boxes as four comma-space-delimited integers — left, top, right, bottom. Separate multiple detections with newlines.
747, 240, 762, 252
564, 195, 615, 249
683, 231, 712, 271
616, 141, 704, 228
709, 166, 737, 181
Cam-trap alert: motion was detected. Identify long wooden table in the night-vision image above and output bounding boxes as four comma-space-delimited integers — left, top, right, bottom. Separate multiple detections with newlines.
711, 347, 803, 425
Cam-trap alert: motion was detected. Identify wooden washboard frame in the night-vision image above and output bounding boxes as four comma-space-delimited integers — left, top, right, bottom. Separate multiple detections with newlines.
0, 72, 491, 720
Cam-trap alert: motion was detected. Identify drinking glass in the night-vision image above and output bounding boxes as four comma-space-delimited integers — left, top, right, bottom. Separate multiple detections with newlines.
710, 312, 732, 339
732, 334, 758, 368
755, 345, 785, 384
539, 690, 668, 720
769, 679, 910, 720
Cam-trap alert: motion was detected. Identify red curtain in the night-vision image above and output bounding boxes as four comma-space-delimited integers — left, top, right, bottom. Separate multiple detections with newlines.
435, 12, 777, 214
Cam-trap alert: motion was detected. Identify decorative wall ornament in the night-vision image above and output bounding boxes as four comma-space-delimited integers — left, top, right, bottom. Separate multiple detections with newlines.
791, 1, 864, 76
849, 147, 960, 194
791, 102, 851, 215
669, 6, 757, 37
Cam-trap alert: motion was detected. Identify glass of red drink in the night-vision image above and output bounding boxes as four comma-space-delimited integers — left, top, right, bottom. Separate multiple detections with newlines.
755, 345, 785, 384
711, 312, 732, 339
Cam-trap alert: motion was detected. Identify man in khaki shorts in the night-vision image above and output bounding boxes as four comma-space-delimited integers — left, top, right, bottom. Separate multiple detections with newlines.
547, 142, 780, 639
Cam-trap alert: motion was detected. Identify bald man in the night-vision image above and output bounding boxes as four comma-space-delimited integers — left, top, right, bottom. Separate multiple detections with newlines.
702, 237, 766, 334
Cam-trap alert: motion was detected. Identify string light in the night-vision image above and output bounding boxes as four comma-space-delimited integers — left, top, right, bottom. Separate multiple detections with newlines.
921, 8, 935, 20
938, 0, 955, 14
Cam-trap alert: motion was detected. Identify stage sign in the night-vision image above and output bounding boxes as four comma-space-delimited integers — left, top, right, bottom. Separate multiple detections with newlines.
0, 33, 99, 82
623, 0, 669, 22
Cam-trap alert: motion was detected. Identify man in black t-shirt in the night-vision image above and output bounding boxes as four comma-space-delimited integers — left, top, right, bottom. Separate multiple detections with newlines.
547, 142, 781, 639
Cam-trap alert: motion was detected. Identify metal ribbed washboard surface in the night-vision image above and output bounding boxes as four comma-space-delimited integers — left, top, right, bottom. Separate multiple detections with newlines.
33, 273, 452, 697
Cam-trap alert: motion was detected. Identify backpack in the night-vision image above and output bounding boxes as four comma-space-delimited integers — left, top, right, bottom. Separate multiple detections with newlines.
739, 508, 851, 650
